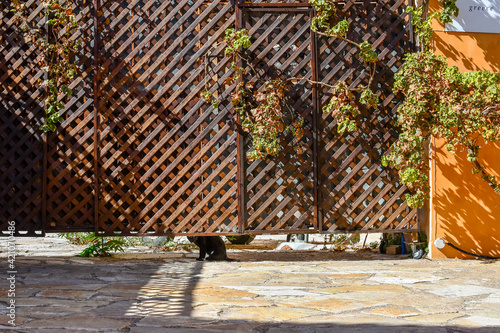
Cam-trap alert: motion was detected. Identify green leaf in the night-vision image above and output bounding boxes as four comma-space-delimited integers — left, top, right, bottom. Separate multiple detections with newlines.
337, 121, 348, 133
381, 155, 389, 167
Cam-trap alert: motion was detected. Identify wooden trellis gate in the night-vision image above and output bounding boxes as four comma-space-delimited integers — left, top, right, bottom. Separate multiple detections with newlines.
1, 0, 419, 236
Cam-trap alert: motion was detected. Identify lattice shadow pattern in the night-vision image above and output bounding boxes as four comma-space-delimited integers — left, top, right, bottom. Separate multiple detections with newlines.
96, 0, 238, 235
45, 0, 95, 232
1, 1, 45, 236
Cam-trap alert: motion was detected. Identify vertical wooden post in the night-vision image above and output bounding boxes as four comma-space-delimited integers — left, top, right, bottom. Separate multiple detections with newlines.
310, 8, 322, 232
41, 5, 50, 235
235, 4, 247, 234
42, 126, 47, 235
93, 0, 100, 234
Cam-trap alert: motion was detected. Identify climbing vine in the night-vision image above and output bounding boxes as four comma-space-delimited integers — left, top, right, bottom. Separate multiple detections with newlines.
382, 4, 500, 208
11, 0, 80, 132
311, 0, 379, 134
202, 0, 500, 209
203, 28, 307, 161
11, 0, 498, 210
202, 0, 379, 161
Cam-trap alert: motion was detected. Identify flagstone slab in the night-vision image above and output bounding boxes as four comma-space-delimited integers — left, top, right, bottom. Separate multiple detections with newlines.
100, 283, 152, 292
6, 240, 500, 331
190, 304, 223, 318
191, 287, 259, 298
264, 274, 328, 285
381, 291, 464, 313
96, 274, 149, 282
13, 329, 108, 333
200, 272, 272, 286
429, 284, 500, 298
192, 295, 273, 307
224, 306, 324, 321
368, 275, 445, 284
89, 300, 143, 318
133, 328, 249, 333
450, 316, 500, 328
135, 315, 218, 327
326, 273, 372, 280
131, 328, 227, 333
404, 312, 463, 323
13, 297, 110, 308
278, 297, 379, 312
192, 322, 263, 331
20, 317, 132, 330
15, 307, 88, 319
465, 302, 500, 317
35, 289, 97, 300
22, 278, 96, 286
240, 262, 282, 268
0, 315, 33, 327
363, 305, 421, 317
483, 293, 500, 303
313, 284, 408, 294
0, 287, 40, 298
289, 313, 411, 326
225, 286, 323, 297
460, 315, 500, 326
49, 283, 107, 291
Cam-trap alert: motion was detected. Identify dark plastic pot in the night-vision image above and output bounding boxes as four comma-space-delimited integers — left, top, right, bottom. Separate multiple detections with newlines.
226, 235, 256, 245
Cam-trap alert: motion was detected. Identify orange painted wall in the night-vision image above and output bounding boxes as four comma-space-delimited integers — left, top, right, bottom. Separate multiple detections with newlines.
429, 0, 500, 259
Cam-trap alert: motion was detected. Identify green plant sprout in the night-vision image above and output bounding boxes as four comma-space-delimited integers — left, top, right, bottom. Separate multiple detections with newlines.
77, 234, 125, 257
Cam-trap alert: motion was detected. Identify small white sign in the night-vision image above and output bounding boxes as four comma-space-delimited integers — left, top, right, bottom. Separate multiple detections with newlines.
445, 0, 500, 33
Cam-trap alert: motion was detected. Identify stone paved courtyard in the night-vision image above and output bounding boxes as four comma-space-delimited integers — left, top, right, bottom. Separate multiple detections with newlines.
1, 237, 500, 332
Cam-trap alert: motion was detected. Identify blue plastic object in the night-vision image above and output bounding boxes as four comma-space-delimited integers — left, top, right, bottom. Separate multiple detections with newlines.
400, 233, 405, 254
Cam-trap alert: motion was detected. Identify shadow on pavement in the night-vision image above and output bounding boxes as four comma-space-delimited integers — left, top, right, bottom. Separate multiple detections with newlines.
2, 255, 499, 332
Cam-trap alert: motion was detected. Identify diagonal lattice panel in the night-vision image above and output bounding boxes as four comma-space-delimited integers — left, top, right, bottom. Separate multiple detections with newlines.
0, 0, 45, 236
96, 0, 238, 235
241, 8, 316, 234
1, 0, 419, 237
45, 0, 95, 232
318, 0, 418, 233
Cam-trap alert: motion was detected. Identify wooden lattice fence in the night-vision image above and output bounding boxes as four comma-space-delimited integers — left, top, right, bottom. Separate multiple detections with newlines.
1, 0, 419, 236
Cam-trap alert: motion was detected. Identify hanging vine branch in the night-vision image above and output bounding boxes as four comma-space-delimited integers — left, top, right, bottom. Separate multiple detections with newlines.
302, 0, 379, 134
381, 4, 500, 208
203, 28, 307, 161
11, 0, 81, 132
202, 0, 380, 161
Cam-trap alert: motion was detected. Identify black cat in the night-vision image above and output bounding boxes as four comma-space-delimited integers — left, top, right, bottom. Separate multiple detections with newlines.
187, 236, 238, 261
